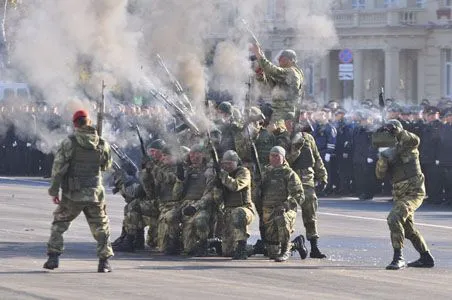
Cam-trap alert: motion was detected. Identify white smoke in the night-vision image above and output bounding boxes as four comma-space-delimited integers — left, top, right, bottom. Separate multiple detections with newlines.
3, 0, 338, 153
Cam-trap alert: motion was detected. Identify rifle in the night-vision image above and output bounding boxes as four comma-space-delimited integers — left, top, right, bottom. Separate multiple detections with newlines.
110, 143, 139, 177
378, 86, 385, 123
135, 124, 146, 157
206, 131, 221, 182
156, 54, 193, 113
97, 80, 106, 137
241, 19, 261, 47
148, 88, 200, 135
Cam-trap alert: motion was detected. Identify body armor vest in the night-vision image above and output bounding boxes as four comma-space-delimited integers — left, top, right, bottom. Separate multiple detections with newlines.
183, 167, 206, 200
158, 167, 177, 203
292, 135, 314, 170
262, 168, 288, 206
63, 136, 102, 192
390, 156, 422, 183
223, 167, 252, 208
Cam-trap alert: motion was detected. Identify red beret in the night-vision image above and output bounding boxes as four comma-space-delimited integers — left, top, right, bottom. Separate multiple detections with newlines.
72, 109, 89, 122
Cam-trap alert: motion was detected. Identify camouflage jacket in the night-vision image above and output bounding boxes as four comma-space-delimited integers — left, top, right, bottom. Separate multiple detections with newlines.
256, 57, 304, 108
48, 125, 112, 202
287, 132, 328, 187
257, 162, 304, 210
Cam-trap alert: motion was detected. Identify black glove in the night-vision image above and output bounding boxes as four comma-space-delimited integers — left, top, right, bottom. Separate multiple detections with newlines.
176, 163, 185, 181
182, 205, 197, 217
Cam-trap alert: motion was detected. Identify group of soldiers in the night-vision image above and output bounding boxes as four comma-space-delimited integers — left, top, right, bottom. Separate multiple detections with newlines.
32, 42, 439, 272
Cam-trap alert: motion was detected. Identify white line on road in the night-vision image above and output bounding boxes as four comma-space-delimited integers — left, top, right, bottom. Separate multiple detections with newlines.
319, 212, 452, 230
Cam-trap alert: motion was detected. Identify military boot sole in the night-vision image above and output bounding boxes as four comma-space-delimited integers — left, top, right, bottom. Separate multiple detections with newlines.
43, 262, 59, 270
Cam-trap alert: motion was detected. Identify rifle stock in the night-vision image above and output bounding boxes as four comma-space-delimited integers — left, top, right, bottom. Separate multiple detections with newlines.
97, 80, 106, 137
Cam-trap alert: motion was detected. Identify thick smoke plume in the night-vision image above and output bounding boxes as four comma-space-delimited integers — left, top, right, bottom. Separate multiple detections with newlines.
3, 0, 338, 154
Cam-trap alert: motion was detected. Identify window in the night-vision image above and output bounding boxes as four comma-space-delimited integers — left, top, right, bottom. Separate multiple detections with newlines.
416, 0, 426, 8
445, 49, 452, 97
352, 0, 366, 9
306, 63, 314, 96
266, 0, 285, 20
384, 0, 399, 8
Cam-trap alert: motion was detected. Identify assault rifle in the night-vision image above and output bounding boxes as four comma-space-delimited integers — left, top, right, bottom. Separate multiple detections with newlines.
110, 143, 139, 177
156, 54, 193, 112
96, 80, 106, 137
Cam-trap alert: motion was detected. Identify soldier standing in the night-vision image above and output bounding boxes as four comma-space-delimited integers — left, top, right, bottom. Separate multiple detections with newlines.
257, 146, 304, 262
250, 44, 304, 125
287, 130, 328, 258
44, 110, 114, 273
375, 120, 435, 270
214, 150, 255, 259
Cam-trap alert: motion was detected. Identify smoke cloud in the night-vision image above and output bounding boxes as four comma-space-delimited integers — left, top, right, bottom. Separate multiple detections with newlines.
2, 0, 338, 154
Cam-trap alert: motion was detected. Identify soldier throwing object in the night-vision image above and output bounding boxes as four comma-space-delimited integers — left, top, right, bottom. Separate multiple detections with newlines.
375, 120, 435, 270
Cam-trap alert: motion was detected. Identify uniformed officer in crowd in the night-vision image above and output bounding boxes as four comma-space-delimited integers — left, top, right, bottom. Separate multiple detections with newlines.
351, 111, 378, 200
437, 109, 452, 205
334, 108, 354, 195
44, 109, 114, 273
375, 119, 434, 270
419, 106, 442, 204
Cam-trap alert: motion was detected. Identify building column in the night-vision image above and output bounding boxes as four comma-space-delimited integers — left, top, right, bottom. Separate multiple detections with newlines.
417, 49, 426, 103
384, 47, 400, 100
353, 49, 364, 101
320, 51, 330, 104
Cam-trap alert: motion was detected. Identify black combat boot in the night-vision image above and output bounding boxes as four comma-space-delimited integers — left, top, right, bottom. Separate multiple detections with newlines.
275, 242, 291, 262
111, 226, 126, 247
309, 238, 327, 259
253, 239, 266, 256
407, 251, 435, 268
291, 235, 308, 260
98, 258, 112, 273
190, 240, 208, 257
134, 228, 145, 250
43, 253, 60, 270
386, 248, 406, 270
112, 234, 135, 252
232, 240, 248, 260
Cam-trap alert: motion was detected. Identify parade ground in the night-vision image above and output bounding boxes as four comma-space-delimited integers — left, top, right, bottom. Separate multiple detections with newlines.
0, 178, 451, 300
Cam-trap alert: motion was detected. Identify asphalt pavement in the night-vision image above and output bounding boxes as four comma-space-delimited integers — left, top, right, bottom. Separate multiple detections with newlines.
0, 177, 451, 300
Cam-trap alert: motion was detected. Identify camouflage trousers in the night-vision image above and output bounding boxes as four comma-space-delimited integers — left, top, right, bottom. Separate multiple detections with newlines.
270, 100, 295, 125
157, 202, 182, 253
47, 197, 113, 259
262, 205, 296, 257
123, 197, 159, 248
301, 185, 319, 240
387, 174, 428, 253
181, 199, 212, 255
220, 206, 254, 257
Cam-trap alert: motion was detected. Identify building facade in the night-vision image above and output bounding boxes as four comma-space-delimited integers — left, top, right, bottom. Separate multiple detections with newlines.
257, 0, 452, 105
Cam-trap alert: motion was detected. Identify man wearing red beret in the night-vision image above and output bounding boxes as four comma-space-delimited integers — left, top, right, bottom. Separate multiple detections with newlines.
43, 109, 114, 272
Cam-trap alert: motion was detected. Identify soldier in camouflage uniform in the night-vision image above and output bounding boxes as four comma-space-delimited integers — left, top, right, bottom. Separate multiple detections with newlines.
250, 44, 304, 125
156, 146, 184, 254
112, 139, 165, 252
214, 150, 255, 259
174, 144, 215, 256
44, 110, 113, 273
256, 146, 304, 262
287, 131, 328, 258
375, 120, 435, 270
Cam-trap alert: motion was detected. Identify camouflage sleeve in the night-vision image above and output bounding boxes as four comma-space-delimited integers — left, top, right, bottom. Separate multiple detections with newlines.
100, 140, 112, 171
375, 157, 388, 180
48, 138, 72, 196
307, 133, 328, 183
139, 167, 155, 198
287, 169, 304, 206
396, 130, 419, 153
258, 57, 296, 84
219, 168, 251, 192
